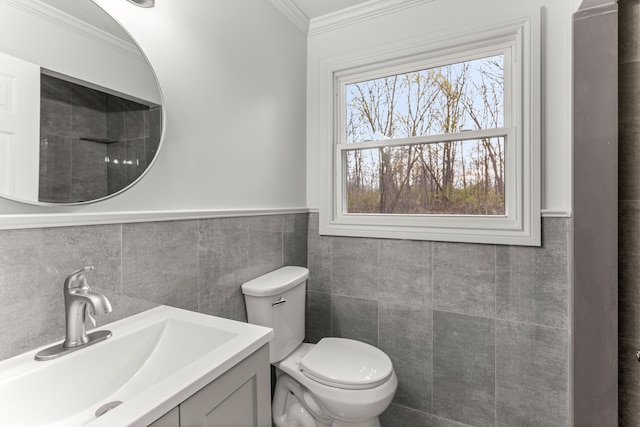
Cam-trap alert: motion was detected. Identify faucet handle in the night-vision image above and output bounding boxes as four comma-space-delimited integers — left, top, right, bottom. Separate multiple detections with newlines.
64, 266, 94, 289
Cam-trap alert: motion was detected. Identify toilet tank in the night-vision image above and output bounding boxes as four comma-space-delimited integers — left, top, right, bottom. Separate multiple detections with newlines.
241, 266, 309, 363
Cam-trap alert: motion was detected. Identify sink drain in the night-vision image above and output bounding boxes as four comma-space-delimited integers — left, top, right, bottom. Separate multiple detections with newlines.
95, 400, 123, 418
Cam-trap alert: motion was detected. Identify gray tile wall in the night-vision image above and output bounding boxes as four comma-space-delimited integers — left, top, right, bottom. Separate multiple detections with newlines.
40, 75, 107, 203
0, 211, 571, 427
308, 213, 570, 427
39, 74, 161, 203
619, 1, 640, 425
0, 213, 307, 362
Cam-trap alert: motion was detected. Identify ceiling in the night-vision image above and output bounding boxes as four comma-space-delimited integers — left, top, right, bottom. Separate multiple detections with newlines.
291, 0, 372, 19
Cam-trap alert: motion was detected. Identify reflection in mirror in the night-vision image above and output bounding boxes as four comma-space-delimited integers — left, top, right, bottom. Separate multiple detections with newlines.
0, 0, 162, 205
39, 73, 161, 203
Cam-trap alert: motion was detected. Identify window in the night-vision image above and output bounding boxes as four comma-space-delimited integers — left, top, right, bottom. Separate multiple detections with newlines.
319, 16, 541, 245
343, 53, 506, 216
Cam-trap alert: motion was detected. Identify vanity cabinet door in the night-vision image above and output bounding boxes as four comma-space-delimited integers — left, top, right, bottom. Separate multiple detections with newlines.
148, 407, 179, 427
179, 344, 271, 427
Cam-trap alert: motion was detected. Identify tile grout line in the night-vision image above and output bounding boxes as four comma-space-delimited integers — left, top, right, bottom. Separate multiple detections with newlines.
376, 239, 380, 348
494, 244, 498, 427
196, 219, 201, 312
430, 240, 434, 415
120, 223, 124, 299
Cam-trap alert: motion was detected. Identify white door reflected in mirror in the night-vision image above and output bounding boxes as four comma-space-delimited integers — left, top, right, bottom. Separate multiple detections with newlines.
0, 51, 40, 202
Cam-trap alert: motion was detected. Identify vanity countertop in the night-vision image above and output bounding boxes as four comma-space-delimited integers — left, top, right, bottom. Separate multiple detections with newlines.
0, 305, 273, 427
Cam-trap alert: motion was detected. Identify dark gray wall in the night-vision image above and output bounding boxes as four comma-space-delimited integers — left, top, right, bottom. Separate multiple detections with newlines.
573, 1, 619, 426
619, 0, 640, 425
306, 213, 571, 427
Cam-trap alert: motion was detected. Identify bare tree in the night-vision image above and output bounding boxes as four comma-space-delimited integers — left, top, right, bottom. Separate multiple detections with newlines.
345, 54, 505, 215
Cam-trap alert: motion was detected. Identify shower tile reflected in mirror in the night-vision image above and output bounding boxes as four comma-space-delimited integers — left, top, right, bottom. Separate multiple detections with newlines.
38, 74, 161, 203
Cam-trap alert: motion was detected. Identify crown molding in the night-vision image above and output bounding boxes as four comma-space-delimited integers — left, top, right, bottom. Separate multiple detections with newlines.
267, 0, 309, 35
309, 0, 433, 37
0, 0, 142, 60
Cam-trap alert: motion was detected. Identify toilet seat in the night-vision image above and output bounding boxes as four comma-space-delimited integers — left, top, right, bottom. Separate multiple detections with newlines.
299, 338, 393, 390
274, 342, 398, 424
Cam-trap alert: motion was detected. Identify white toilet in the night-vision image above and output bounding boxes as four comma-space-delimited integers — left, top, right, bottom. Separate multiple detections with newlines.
241, 266, 397, 427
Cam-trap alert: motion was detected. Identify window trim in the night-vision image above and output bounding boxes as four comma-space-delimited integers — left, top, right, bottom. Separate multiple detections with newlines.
319, 14, 541, 246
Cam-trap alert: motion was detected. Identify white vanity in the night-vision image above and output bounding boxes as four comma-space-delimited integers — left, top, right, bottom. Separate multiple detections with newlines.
149, 344, 270, 427
0, 306, 273, 426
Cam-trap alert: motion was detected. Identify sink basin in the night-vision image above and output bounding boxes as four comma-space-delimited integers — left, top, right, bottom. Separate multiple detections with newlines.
0, 306, 273, 426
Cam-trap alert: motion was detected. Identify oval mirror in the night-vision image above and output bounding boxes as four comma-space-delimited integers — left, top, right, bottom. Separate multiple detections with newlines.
0, 0, 162, 205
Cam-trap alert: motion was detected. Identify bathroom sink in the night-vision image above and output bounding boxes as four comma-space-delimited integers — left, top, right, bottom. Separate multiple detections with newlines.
0, 306, 273, 426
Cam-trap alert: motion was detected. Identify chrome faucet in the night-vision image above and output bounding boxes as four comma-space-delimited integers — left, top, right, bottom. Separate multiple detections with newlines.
62, 266, 112, 348
35, 266, 113, 361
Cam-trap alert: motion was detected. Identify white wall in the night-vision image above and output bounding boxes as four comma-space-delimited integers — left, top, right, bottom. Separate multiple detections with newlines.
306, 0, 576, 216
0, 0, 307, 227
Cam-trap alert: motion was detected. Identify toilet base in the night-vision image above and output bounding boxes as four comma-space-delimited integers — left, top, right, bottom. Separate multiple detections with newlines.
330, 419, 381, 427
272, 371, 384, 427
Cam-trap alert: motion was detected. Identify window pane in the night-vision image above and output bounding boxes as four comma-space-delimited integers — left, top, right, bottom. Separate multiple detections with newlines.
346, 137, 505, 215
345, 54, 504, 143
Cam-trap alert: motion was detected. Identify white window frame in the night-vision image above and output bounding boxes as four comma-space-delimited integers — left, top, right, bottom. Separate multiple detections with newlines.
319, 14, 541, 246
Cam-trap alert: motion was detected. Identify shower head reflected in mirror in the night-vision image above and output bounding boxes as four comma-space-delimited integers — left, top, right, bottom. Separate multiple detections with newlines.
126, 0, 155, 7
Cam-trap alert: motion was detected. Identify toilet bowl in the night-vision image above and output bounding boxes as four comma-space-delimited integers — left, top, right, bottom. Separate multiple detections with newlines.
241, 267, 397, 427
273, 342, 398, 427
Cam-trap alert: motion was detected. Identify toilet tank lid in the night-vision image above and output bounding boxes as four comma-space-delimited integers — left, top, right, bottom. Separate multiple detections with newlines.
241, 266, 309, 296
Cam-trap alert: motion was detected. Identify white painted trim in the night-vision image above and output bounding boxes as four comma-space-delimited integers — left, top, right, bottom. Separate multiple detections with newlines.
0, 0, 142, 60
1, 207, 559, 232
317, 11, 542, 246
0, 208, 310, 230
268, 0, 434, 37
309, 207, 569, 218
541, 209, 572, 218
266, 0, 309, 34
336, 127, 512, 151
320, 220, 539, 246
309, 0, 433, 37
